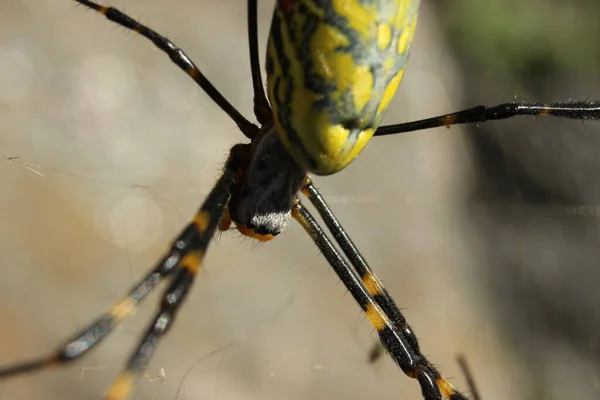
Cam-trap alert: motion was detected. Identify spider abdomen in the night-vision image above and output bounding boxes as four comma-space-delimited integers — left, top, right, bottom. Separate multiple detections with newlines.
266, 0, 420, 175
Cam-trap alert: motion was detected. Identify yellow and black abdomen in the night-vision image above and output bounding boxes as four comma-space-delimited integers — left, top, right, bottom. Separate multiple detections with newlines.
266, 0, 420, 175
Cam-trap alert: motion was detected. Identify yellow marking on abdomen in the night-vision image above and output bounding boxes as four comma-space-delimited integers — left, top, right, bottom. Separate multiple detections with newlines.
377, 23, 392, 50
352, 66, 374, 113
365, 303, 386, 331
377, 69, 405, 115
397, 18, 417, 55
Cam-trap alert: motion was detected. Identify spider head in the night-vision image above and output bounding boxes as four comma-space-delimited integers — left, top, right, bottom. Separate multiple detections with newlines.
227, 123, 306, 241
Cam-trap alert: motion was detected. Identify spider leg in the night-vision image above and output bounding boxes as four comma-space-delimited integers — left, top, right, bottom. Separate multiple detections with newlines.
456, 355, 481, 400
73, 0, 259, 138
301, 177, 422, 352
375, 101, 600, 136
304, 178, 462, 384
247, 0, 272, 124
103, 151, 240, 400
0, 261, 170, 376
0, 148, 241, 400
292, 201, 468, 400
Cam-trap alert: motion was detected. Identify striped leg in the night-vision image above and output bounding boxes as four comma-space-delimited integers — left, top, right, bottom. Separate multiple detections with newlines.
292, 195, 468, 400
301, 177, 421, 351
375, 101, 600, 137
0, 149, 241, 400
73, 0, 259, 138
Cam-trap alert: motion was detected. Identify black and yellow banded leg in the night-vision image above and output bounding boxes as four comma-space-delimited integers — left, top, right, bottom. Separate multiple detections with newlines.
104, 152, 240, 400
299, 179, 467, 399
105, 250, 205, 400
0, 152, 240, 400
292, 201, 468, 400
301, 177, 421, 352
73, 0, 259, 138
375, 101, 600, 136
0, 260, 166, 377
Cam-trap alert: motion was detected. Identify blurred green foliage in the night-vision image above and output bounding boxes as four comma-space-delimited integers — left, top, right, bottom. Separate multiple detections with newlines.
438, 0, 600, 82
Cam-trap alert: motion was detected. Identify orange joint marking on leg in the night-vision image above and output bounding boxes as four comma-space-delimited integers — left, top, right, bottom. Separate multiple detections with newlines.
362, 273, 383, 296
98, 6, 108, 14
109, 298, 137, 322
47, 355, 63, 367
180, 250, 204, 275
442, 114, 457, 127
193, 211, 210, 233
187, 67, 199, 79
105, 371, 136, 400
539, 105, 550, 116
291, 207, 309, 231
236, 224, 275, 242
364, 303, 387, 331
300, 176, 312, 195
219, 206, 232, 232
436, 377, 457, 398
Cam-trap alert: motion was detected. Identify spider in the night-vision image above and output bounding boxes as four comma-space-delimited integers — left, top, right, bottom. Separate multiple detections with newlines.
1, 1, 599, 399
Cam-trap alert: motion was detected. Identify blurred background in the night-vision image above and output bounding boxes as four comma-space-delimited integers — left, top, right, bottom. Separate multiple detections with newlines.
0, 0, 599, 399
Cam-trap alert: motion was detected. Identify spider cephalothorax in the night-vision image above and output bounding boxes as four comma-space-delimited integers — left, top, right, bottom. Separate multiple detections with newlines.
225, 123, 306, 241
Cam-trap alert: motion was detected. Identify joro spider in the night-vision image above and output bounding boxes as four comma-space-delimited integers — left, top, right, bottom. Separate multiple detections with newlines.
1, 0, 599, 399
